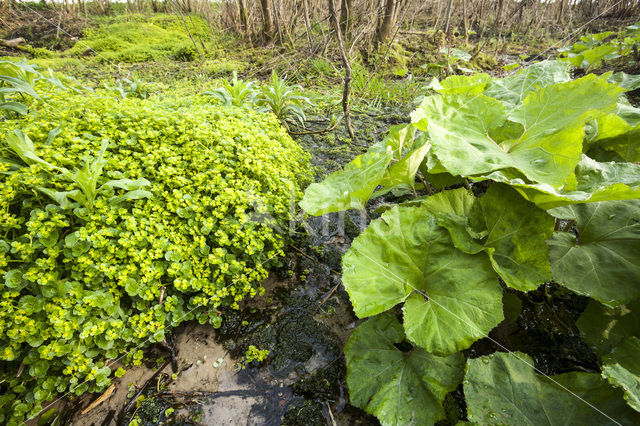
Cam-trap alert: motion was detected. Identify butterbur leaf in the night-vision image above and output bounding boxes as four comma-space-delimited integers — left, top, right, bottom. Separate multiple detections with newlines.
505, 75, 622, 185
602, 337, 640, 412
609, 72, 640, 91
429, 73, 492, 95
577, 299, 640, 358
379, 136, 431, 189
342, 205, 503, 355
465, 351, 640, 425
414, 93, 509, 177
421, 76, 621, 188
481, 156, 640, 209
596, 130, 640, 163
469, 184, 554, 291
548, 199, 640, 307
421, 188, 485, 254
345, 314, 464, 426
484, 60, 571, 108
383, 124, 417, 158
300, 149, 391, 215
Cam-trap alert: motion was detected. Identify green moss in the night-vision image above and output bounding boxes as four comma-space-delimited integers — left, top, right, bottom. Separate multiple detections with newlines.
65, 14, 214, 63
282, 400, 326, 426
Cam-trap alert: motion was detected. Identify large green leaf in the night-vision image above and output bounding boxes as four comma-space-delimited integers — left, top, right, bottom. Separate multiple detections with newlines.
602, 337, 640, 412
345, 314, 464, 426
421, 188, 485, 254
469, 184, 554, 291
608, 72, 640, 91
465, 351, 640, 425
577, 299, 640, 358
588, 103, 640, 162
429, 73, 492, 95
342, 205, 503, 355
299, 148, 391, 215
380, 135, 431, 189
596, 130, 640, 163
418, 75, 622, 187
484, 60, 571, 108
481, 156, 640, 209
548, 200, 640, 307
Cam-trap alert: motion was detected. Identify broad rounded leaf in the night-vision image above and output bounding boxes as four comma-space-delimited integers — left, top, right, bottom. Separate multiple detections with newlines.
548, 199, 640, 307
342, 205, 503, 355
484, 60, 571, 107
4, 269, 23, 289
603, 337, 640, 412
300, 149, 391, 215
421, 188, 485, 254
577, 299, 640, 357
608, 72, 640, 91
345, 314, 464, 426
420, 75, 622, 187
481, 156, 640, 209
465, 351, 640, 425
469, 184, 554, 291
430, 73, 492, 95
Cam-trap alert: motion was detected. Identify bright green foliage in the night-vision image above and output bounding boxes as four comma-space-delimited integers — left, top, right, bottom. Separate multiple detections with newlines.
0, 61, 47, 116
481, 156, 640, 209
428, 73, 492, 95
608, 72, 640, 91
484, 60, 570, 107
256, 71, 311, 126
345, 314, 464, 425
468, 184, 555, 291
299, 148, 391, 215
378, 126, 430, 191
558, 23, 640, 70
577, 301, 640, 411
342, 204, 503, 355
602, 337, 640, 412
66, 14, 210, 63
577, 299, 640, 357
301, 60, 640, 425
238, 345, 270, 369
465, 352, 640, 425
0, 60, 88, 117
0, 89, 311, 424
202, 71, 257, 107
104, 72, 160, 99
548, 200, 640, 307
414, 74, 622, 187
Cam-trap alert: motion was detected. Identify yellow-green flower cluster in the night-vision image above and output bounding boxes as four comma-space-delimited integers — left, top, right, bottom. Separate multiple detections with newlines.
0, 88, 311, 425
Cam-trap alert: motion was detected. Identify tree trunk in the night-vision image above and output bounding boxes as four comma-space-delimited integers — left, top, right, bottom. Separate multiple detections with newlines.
328, 0, 355, 139
339, 0, 353, 38
237, 0, 248, 36
376, 0, 396, 46
260, 0, 274, 42
495, 0, 504, 31
302, 0, 313, 49
443, 0, 454, 34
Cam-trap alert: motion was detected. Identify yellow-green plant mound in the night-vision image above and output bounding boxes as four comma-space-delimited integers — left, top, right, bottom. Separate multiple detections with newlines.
0, 90, 311, 424
66, 14, 212, 63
